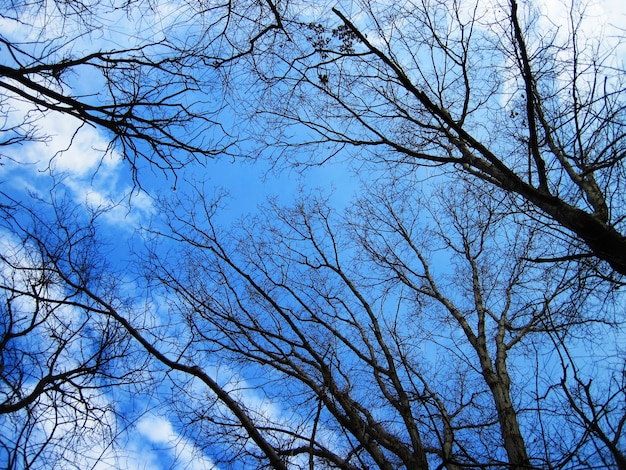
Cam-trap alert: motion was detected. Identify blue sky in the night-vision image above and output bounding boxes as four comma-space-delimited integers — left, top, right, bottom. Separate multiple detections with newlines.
0, 100, 357, 470
0, 3, 360, 467
2, 0, 626, 468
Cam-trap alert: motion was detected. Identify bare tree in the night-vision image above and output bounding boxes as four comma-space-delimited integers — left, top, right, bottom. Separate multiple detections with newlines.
0, 1, 295, 466
0, 186, 294, 469
0, 0, 287, 181
3, 174, 620, 468
0, 183, 299, 468
241, 0, 626, 277
2, 0, 625, 468
546, 315, 626, 470
138, 179, 624, 468
0, 190, 145, 468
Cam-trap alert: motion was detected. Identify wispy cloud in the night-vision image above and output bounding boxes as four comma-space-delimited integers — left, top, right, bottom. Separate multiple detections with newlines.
136, 414, 218, 470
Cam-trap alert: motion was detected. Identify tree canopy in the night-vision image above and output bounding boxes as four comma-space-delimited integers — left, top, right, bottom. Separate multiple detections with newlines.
1, 0, 625, 468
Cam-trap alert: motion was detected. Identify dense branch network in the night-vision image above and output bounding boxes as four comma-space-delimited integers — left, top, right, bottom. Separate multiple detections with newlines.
244, 0, 626, 277
1, 0, 625, 469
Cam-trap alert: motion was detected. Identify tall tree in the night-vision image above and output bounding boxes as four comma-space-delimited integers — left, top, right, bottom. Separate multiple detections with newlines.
140, 179, 623, 468
0, 188, 291, 469
0, 0, 286, 465
1, 0, 625, 468
242, 0, 626, 277
0, 191, 144, 468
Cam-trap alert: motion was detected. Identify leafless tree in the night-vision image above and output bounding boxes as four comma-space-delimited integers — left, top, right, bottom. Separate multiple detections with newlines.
545, 313, 626, 469
0, 191, 145, 468
139, 178, 624, 468
240, 0, 626, 277
3, 175, 620, 468
0, 184, 298, 469
0, 1, 293, 466
0, 0, 286, 182
2, 0, 625, 468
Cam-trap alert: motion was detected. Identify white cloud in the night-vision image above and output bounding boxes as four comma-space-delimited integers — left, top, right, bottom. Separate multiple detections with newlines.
137, 414, 218, 470
1, 90, 120, 178
137, 415, 176, 444
1, 95, 154, 229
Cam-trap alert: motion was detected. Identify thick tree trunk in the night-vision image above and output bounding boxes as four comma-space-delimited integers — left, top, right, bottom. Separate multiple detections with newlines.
477, 358, 532, 470
471, 157, 626, 276
533, 195, 626, 276
475, 341, 531, 469
488, 379, 532, 470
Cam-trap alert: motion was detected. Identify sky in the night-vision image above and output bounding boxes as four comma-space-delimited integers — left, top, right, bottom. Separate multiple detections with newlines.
1, 0, 626, 468
0, 2, 357, 468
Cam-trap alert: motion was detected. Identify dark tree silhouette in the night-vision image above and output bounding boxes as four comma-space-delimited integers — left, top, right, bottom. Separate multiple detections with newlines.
138, 179, 623, 468
0, 0, 285, 181
0, 191, 144, 468
242, 0, 626, 277
1, 0, 625, 468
